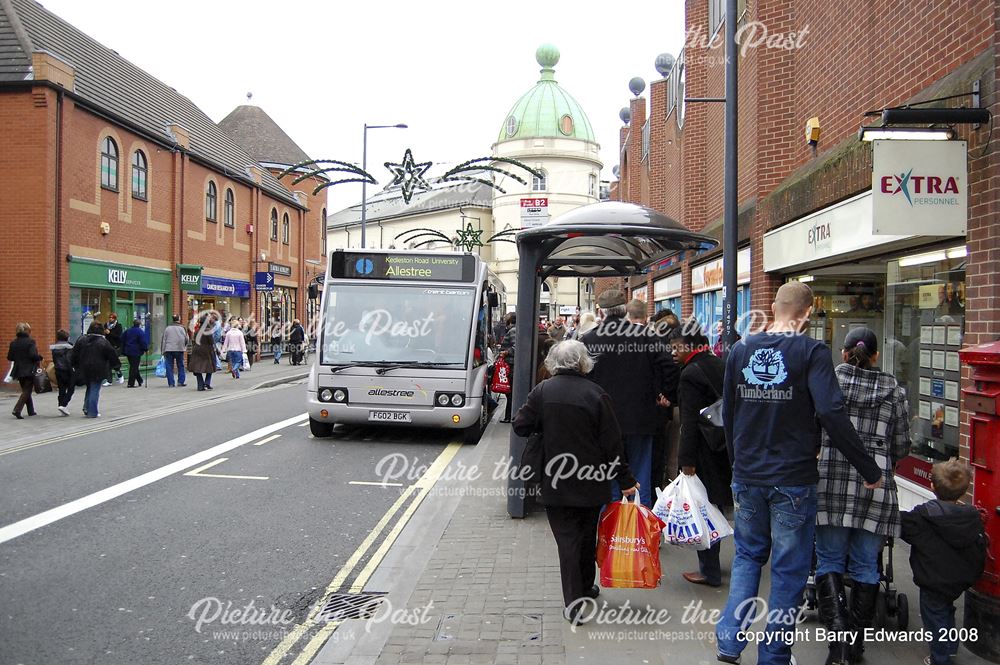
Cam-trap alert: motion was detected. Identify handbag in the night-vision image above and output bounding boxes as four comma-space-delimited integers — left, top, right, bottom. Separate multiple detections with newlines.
691, 363, 727, 453
490, 357, 512, 395
32, 367, 52, 394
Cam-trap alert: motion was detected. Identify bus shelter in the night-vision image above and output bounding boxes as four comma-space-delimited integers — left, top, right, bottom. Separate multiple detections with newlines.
505, 201, 717, 518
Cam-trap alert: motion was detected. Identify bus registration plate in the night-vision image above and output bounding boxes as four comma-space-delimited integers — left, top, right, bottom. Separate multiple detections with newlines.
368, 410, 412, 423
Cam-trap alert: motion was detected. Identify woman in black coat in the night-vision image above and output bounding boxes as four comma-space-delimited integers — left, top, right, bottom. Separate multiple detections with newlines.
7, 322, 42, 419
71, 321, 121, 418
513, 340, 639, 624
668, 320, 732, 588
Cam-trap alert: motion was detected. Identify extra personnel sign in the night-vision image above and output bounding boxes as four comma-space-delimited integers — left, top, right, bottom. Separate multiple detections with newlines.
872, 139, 967, 236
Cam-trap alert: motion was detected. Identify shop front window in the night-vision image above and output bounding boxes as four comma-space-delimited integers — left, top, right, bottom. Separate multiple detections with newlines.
886, 246, 966, 489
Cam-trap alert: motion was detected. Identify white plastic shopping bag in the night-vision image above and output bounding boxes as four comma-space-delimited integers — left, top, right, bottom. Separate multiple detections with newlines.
685, 474, 734, 546
653, 474, 711, 551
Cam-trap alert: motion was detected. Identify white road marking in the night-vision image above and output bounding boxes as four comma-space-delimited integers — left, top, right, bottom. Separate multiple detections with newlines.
348, 481, 404, 487
183, 458, 269, 481
252, 434, 282, 447
0, 413, 307, 545
297, 422, 309, 427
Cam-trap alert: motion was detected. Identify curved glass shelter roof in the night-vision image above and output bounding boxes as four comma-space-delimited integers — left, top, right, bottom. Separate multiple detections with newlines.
517, 201, 716, 277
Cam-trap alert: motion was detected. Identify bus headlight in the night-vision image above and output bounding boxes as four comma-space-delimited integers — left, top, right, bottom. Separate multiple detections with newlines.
450, 394, 464, 407
436, 393, 450, 406
332, 389, 347, 403
319, 388, 334, 402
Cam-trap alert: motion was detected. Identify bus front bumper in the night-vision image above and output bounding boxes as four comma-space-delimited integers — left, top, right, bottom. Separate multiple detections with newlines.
307, 395, 483, 429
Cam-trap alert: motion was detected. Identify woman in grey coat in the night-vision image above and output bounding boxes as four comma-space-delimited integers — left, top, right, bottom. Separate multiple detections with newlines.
814, 327, 911, 665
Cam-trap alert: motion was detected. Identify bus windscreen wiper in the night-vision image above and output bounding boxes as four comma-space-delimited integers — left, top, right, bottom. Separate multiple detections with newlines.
374, 362, 463, 375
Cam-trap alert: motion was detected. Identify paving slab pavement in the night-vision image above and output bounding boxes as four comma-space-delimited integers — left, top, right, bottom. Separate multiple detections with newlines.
0, 358, 309, 452
317, 400, 995, 665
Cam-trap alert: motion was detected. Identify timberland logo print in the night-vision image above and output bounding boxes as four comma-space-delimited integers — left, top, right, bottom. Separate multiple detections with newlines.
739, 348, 793, 401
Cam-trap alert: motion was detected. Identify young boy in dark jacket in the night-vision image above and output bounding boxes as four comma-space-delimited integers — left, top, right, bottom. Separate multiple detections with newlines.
900, 459, 986, 665
50, 329, 75, 415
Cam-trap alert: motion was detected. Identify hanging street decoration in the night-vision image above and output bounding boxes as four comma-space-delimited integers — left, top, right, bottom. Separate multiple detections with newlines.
438, 157, 543, 194
383, 149, 433, 203
275, 158, 376, 194
454, 222, 485, 252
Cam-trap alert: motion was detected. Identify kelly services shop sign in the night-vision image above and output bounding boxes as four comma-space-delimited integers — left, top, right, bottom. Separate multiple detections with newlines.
872, 139, 967, 236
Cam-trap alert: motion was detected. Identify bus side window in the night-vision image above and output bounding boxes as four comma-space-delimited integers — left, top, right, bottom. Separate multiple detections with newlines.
474, 292, 488, 367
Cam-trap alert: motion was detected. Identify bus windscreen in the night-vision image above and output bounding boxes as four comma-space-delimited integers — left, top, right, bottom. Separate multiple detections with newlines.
320, 284, 475, 366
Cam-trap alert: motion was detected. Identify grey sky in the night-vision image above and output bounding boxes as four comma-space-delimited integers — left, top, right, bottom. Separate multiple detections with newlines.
39, 0, 685, 214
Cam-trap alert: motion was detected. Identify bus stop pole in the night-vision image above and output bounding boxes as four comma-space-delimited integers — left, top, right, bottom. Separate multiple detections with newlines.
507, 242, 543, 518
722, 0, 740, 351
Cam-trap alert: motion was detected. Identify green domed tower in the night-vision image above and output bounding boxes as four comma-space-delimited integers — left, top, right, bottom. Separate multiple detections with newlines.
496, 44, 597, 145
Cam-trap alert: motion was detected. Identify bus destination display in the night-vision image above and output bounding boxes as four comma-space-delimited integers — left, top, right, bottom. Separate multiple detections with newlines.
332, 252, 474, 282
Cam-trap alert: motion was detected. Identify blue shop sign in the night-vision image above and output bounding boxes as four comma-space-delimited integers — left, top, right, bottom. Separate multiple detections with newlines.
197, 276, 251, 298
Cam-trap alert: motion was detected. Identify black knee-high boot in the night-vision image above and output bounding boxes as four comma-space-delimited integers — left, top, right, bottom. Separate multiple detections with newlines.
848, 582, 879, 662
817, 573, 852, 665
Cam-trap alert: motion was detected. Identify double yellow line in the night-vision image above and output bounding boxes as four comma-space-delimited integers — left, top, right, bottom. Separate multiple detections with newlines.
262, 441, 462, 665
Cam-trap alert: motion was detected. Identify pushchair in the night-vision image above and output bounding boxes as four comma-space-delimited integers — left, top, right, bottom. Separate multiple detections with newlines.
803, 536, 909, 630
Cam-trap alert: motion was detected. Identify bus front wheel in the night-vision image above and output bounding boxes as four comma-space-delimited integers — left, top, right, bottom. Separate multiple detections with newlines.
463, 391, 489, 445
309, 417, 334, 438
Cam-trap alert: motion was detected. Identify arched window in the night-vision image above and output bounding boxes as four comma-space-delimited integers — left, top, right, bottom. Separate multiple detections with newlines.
131, 150, 147, 200
224, 188, 235, 227
270, 209, 278, 240
100, 137, 119, 190
282, 213, 290, 245
205, 181, 217, 222
532, 170, 547, 192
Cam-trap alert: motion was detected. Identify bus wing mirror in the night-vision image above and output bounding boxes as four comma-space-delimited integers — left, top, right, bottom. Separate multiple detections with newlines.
488, 292, 500, 307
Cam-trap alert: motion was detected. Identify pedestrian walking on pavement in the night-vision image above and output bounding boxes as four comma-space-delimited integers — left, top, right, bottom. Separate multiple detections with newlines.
649, 309, 681, 489
221, 323, 247, 379
289, 319, 306, 365
120, 319, 149, 388
161, 314, 189, 387
71, 321, 121, 418
188, 313, 218, 391
814, 327, 911, 664
50, 329, 75, 415
668, 319, 731, 588
512, 340, 639, 625
244, 319, 259, 368
271, 322, 283, 364
103, 313, 125, 385
581, 288, 677, 508
716, 282, 882, 665
7, 322, 42, 419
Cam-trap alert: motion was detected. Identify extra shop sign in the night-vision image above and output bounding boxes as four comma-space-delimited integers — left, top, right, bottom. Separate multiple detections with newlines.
872, 139, 967, 236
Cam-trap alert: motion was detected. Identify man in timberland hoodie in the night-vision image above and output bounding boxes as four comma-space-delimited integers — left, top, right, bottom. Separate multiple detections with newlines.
901, 459, 986, 665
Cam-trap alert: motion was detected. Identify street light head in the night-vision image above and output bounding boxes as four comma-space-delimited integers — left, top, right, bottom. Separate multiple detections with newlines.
395, 124, 408, 129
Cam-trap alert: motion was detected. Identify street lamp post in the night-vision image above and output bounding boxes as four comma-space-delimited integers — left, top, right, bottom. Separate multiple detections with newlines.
361, 123, 407, 248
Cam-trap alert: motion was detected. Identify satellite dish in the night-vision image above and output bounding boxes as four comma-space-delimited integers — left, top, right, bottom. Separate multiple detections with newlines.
654, 53, 675, 77
628, 77, 646, 97
619, 107, 631, 124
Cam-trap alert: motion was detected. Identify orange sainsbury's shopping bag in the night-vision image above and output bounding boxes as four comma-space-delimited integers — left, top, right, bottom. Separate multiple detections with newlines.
596, 496, 667, 589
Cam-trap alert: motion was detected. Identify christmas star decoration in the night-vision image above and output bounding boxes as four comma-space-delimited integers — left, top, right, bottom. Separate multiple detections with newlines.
384, 149, 432, 203
454, 222, 484, 251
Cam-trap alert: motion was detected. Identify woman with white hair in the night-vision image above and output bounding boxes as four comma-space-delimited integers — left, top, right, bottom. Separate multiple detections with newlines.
513, 340, 639, 625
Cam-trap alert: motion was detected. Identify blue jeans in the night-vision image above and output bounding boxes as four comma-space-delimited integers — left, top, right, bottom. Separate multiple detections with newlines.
273, 343, 282, 362
920, 590, 958, 665
228, 350, 242, 378
164, 351, 185, 386
717, 483, 817, 665
815, 525, 884, 584
613, 434, 653, 507
83, 381, 102, 417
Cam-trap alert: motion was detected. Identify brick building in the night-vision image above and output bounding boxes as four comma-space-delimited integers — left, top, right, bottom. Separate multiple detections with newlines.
0, 0, 326, 358
608, 0, 999, 511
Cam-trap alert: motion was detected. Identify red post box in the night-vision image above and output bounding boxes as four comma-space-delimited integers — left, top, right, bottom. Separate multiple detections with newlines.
959, 341, 1000, 662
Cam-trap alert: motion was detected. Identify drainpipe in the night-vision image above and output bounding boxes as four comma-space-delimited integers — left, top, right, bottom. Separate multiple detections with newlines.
54, 89, 64, 331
